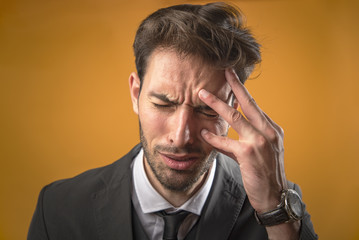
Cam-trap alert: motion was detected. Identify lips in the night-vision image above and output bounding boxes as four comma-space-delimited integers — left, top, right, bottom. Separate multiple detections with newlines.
159, 152, 199, 170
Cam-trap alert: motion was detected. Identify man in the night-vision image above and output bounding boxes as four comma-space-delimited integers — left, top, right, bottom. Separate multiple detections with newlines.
28, 2, 317, 240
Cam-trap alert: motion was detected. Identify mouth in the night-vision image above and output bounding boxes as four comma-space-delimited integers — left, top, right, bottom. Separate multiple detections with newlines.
159, 152, 200, 171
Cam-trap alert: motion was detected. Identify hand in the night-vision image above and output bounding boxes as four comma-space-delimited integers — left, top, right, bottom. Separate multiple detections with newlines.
198, 68, 287, 213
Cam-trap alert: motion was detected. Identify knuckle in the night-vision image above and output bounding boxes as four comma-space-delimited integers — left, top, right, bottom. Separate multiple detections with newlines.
230, 110, 242, 122
224, 137, 232, 149
255, 135, 267, 147
266, 129, 278, 142
246, 97, 256, 105
242, 144, 254, 155
278, 126, 284, 137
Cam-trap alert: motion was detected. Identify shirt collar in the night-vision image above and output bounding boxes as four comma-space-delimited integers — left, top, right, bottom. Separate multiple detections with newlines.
132, 148, 216, 216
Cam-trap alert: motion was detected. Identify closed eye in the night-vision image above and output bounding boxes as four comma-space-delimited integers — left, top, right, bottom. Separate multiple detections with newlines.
153, 101, 218, 118
203, 113, 219, 118
153, 103, 173, 108
195, 105, 219, 118
197, 110, 219, 118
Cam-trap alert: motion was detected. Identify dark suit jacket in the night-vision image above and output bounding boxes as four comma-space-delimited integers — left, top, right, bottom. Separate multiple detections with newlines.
28, 144, 317, 240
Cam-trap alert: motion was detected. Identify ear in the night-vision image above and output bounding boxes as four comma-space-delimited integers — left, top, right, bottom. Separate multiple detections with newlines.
129, 72, 141, 115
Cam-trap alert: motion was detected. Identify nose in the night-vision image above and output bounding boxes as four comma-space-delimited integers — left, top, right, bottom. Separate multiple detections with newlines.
168, 107, 196, 147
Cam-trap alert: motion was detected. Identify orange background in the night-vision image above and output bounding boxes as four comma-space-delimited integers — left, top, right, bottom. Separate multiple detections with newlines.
1, 0, 358, 239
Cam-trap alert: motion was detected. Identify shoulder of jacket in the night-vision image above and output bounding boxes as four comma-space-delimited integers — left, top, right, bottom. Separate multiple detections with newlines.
42, 144, 141, 200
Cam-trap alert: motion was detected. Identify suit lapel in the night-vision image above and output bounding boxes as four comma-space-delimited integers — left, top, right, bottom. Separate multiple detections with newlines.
91, 145, 246, 240
194, 154, 247, 240
92, 144, 142, 240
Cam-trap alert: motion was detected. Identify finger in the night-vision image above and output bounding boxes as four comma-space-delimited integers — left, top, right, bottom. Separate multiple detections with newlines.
198, 89, 254, 137
262, 111, 284, 138
201, 129, 239, 161
261, 111, 287, 189
225, 68, 268, 131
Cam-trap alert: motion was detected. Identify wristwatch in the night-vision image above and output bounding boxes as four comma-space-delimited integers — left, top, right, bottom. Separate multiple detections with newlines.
254, 189, 304, 226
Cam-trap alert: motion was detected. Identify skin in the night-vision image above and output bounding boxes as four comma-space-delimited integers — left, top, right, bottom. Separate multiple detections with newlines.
129, 49, 300, 239
129, 49, 232, 206
199, 69, 300, 239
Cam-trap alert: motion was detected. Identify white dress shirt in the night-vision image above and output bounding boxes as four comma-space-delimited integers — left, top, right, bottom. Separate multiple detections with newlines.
131, 149, 216, 240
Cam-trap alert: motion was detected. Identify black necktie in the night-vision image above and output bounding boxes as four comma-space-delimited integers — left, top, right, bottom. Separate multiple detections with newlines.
156, 210, 190, 240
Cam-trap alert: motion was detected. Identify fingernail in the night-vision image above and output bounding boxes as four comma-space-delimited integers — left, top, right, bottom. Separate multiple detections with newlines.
228, 68, 242, 83
201, 129, 208, 135
226, 68, 238, 79
199, 89, 209, 98
231, 69, 239, 78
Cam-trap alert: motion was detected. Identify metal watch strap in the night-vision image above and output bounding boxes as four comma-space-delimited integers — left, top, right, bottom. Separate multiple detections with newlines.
254, 207, 290, 226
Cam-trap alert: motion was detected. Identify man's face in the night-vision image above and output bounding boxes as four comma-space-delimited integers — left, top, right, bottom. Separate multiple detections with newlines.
129, 49, 232, 193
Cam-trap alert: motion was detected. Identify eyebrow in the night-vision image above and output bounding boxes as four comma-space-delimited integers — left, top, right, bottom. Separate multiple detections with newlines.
149, 90, 226, 112
149, 92, 178, 104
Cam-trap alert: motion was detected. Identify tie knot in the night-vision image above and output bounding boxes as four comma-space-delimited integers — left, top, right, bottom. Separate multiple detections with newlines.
156, 210, 190, 240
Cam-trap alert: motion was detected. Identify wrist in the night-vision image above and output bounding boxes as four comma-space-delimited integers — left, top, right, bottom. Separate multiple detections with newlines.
255, 197, 281, 214
254, 190, 282, 214
265, 220, 301, 240
255, 189, 304, 226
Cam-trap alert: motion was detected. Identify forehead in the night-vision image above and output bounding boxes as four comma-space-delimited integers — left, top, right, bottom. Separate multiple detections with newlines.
142, 49, 230, 102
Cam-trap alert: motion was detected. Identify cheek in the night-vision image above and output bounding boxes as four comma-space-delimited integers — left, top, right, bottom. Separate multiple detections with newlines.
196, 117, 229, 138
198, 119, 228, 153
139, 106, 168, 137
212, 119, 229, 136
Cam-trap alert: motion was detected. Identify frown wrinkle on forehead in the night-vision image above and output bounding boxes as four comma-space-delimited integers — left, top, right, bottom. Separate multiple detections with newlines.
143, 49, 230, 106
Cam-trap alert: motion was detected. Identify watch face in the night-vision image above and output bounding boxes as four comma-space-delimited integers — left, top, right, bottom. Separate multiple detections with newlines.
286, 189, 304, 219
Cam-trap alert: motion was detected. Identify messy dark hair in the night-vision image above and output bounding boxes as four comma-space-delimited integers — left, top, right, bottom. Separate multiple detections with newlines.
133, 2, 261, 86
